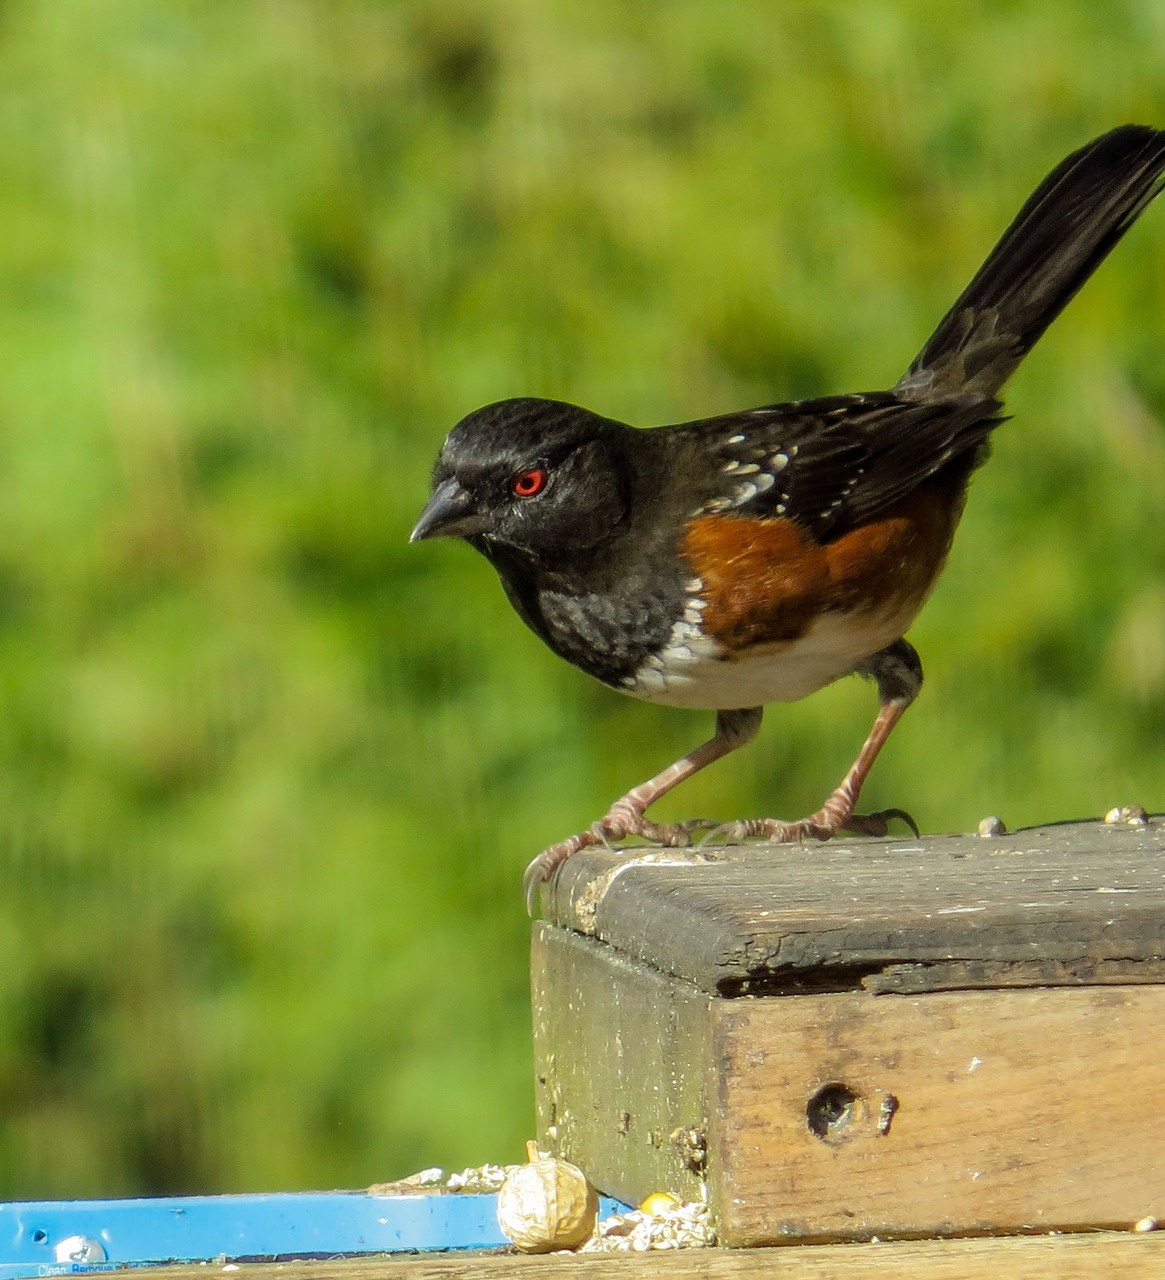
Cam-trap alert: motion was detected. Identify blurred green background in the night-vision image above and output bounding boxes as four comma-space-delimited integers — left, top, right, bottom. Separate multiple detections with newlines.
0, 0, 1163, 1198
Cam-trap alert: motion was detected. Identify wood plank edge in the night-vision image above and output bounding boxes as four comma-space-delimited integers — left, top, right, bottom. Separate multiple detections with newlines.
116, 1228, 1165, 1279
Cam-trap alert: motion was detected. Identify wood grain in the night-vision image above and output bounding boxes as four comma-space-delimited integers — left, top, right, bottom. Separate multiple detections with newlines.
710, 983, 1165, 1243
534, 924, 1165, 1245
117, 1230, 1165, 1278
547, 819, 1165, 995
531, 923, 710, 1205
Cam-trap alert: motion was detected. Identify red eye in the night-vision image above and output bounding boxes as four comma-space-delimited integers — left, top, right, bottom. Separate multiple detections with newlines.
511, 468, 546, 497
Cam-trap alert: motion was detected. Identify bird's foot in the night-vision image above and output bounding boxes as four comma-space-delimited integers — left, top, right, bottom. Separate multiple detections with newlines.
591, 796, 717, 850
522, 800, 715, 913
704, 804, 918, 847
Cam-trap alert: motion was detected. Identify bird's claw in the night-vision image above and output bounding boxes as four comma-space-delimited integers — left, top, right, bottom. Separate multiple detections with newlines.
525, 802, 918, 912
523, 810, 719, 913
845, 806, 919, 838
701, 805, 919, 848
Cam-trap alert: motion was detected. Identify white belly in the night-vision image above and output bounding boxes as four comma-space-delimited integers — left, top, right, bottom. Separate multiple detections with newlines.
622, 606, 910, 709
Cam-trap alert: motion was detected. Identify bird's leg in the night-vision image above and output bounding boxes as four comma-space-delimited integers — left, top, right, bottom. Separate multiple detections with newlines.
713, 639, 923, 845
523, 707, 762, 910
597, 705, 763, 841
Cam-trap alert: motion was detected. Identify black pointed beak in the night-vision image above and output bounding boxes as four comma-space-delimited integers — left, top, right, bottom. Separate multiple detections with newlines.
409, 476, 490, 542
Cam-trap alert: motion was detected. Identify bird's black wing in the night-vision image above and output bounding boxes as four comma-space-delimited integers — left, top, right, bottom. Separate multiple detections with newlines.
681, 391, 1003, 541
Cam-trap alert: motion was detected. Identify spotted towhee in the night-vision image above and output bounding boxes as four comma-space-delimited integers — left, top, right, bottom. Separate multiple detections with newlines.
412, 125, 1165, 909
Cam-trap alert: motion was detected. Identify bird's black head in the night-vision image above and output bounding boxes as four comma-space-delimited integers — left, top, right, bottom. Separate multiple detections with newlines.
410, 398, 635, 568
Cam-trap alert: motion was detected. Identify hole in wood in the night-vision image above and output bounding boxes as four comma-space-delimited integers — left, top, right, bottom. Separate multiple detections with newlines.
806, 1082, 858, 1141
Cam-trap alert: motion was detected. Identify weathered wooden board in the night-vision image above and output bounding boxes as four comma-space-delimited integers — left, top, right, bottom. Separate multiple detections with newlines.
534, 924, 1165, 1244
710, 981, 1165, 1242
544, 820, 1165, 994
531, 921, 711, 1204
120, 1230, 1165, 1278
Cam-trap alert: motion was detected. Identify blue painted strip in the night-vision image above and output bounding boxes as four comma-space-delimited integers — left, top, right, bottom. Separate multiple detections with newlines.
0, 1191, 632, 1276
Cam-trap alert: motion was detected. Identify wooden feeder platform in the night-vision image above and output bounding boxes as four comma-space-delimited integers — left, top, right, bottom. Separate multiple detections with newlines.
41, 819, 1165, 1279
532, 817, 1165, 1249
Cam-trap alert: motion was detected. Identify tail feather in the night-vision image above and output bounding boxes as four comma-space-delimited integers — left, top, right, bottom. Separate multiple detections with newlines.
901, 125, 1165, 398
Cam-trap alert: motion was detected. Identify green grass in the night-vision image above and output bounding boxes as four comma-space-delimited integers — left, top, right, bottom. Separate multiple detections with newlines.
0, 0, 1163, 1196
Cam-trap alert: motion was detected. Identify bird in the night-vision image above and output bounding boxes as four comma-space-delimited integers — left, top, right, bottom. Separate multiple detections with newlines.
411, 125, 1165, 911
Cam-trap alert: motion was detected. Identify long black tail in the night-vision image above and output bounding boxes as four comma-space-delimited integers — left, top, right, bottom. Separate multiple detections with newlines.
901, 125, 1165, 398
